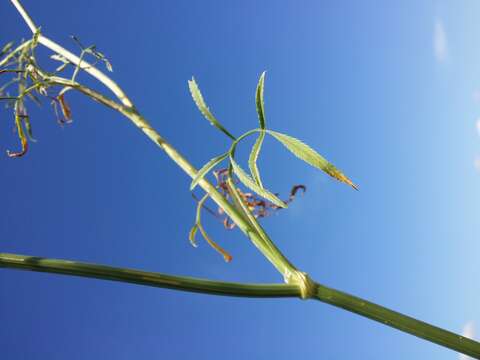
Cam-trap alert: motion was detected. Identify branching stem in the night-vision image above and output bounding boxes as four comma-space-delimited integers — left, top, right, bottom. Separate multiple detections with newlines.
4, 1, 480, 358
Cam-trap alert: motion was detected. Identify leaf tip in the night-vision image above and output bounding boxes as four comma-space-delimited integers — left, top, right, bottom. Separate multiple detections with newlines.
188, 224, 199, 248
335, 171, 358, 191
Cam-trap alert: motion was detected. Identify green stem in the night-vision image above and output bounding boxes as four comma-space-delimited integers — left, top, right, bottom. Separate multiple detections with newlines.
1, 252, 479, 357
0, 41, 31, 68
227, 128, 299, 276
314, 283, 480, 358
44, 75, 299, 281
11, 0, 299, 282
0, 253, 298, 298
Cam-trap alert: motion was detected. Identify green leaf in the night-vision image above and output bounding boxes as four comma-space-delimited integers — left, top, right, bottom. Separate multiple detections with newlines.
50, 54, 69, 63
267, 130, 357, 190
1, 41, 14, 57
188, 77, 236, 140
55, 63, 69, 73
195, 193, 209, 224
190, 152, 228, 191
255, 71, 266, 129
22, 116, 36, 142
248, 130, 265, 188
103, 58, 113, 72
230, 157, 287, 208
193, 193, 232, 262
188, 224, 198, 247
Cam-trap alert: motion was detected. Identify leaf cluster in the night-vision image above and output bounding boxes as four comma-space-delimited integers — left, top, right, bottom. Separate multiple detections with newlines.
0, 33, 113, 157
187, 72, 357, 260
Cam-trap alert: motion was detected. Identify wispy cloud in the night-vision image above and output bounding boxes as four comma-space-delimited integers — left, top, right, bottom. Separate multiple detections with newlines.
472, 91, 480, 103
434, 18, 449, 63
474, 120, 480, 172
474, 158, 480, 172
459, 321, 475, 360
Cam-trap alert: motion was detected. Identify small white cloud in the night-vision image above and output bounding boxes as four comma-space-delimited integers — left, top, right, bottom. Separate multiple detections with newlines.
476, 119, 480, 137
434, 18, 449, 62
459, 321, 476, 360
472, 91, 480, 103
474, 158, 480, 172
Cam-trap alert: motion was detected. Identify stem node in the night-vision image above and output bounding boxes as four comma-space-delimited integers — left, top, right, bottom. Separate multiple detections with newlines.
284, 270, 317, 299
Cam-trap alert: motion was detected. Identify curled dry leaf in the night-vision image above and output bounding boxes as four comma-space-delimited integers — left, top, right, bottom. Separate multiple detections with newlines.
58, 94, 72, 122
200, 168, 306, 230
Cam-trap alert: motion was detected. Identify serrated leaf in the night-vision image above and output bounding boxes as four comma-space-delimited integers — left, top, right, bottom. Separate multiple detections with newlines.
255, 71, 266, 129
188, 77, 236, 140
248, 130, 265, 188
190, 152, 228, 191
267, 130, 358, 190
230, 157, 287, 208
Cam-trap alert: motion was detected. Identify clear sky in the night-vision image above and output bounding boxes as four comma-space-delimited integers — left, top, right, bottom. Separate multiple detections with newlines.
1, 1, 479, 359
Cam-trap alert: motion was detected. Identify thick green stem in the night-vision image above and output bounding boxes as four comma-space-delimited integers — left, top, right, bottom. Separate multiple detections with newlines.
1, 252, 479, 358
314, 283, 480, 358
0, 253, 298, 298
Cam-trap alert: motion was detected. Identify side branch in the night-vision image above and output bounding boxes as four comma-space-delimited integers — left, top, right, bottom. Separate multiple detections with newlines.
0, 253, 299, 298
42, 75, 300, 281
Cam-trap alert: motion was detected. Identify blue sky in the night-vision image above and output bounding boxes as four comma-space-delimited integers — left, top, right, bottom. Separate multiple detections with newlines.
1, 1, 479, 359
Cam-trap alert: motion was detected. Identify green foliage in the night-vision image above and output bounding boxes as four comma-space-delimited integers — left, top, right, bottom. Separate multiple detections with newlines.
188, 77, 236, 140
188, 72, 357, 253
191, 193, 232, 261
190, 152, 228, 191
248, 130, 265, 188
1, 42, 14, 58
71, 36, 113, 73
267, 130, 357, 190
255, 71, 266, 129
188, 224, 198, 248
230, 156, 287, 208
248, 72, 268, 188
